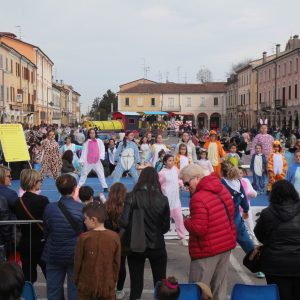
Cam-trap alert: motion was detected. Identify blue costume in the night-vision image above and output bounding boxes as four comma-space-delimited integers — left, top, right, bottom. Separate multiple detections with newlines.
286, 162, 300, 195
221, 179, 255, 254
60, 143, 83, 173
113, 140, 140, 184
250, 153, 267, 193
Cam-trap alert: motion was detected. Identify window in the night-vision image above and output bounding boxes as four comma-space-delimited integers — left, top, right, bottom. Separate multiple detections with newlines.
283, 87, 286, 101
259, 93, 262, 104
0, 55, 3, 69
295, 84, 298, 99
6, 87, 9, 101
137, 97, 143, 107
186, 97, 191, 107
289, 85, 292, 99
290, 61, 292, 74
0, 85, 3, 100
5, 58, 8, 71
128, 118, 135, 124
125, 97, 129, 106
168, 97, 174, 107
151, 98, 155, 106
278, 65, 281, 77
214, 97, 218, 106
10, 60, 13, 73
283, 63, 286, 76
268, 69, 271, 81
200, 97, 205, 107
296, 58, 299, 73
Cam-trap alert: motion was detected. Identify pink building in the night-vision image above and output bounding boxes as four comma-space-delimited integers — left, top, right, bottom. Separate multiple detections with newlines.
256, 35, 300, 130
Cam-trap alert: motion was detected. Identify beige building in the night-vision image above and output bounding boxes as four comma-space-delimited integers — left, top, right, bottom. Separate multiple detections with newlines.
0, 41, 36, 124
225, 74, 238, 130
118, 79, 227, 129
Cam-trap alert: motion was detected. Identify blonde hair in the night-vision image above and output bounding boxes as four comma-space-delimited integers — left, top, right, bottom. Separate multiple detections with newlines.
0, 166, 11, 184
179, 164, 210, 181
20, 169, 41, 191
221, 160, 239, 180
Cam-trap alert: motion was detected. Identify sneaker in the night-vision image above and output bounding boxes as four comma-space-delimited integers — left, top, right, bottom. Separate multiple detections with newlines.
180, 239, 188, 247
116, 290, 125, 299
103, 188, 109, 193
256, 272, 265, 279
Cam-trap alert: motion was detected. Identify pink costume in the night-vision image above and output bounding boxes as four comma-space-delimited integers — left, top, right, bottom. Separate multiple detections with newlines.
159, 166, 186, 239
250, 133, 274, 159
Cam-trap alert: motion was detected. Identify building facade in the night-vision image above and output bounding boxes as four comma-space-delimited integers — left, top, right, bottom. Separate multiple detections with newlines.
225, 74, 238, 130
0, 41, 36, 124
256, 36, 300, 130
118, 79, 227, 129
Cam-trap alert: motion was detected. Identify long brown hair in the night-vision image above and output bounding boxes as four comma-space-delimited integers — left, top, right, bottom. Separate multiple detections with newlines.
104, 183, 127, 229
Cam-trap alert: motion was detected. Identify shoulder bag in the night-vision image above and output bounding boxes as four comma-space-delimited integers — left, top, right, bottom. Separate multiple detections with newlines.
57, 200, 81, 236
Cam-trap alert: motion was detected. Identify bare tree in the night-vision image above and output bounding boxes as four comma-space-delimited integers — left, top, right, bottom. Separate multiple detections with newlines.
196, 66, 213, 83
226, 58, 252, 77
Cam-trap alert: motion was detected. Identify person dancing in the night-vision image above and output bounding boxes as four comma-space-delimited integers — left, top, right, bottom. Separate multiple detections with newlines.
78, 129, 108, 192
113, 131, 140, 184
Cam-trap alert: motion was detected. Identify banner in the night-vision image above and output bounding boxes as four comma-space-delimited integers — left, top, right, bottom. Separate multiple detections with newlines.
0, 124, 30, 162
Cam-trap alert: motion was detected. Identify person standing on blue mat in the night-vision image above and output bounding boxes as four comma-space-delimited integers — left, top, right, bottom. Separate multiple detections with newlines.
113, 131, 140, 184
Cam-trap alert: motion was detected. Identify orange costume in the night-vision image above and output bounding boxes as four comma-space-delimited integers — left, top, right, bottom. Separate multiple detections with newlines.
204, 130, 226, 178
174, 153, 192, 170
267, 141, 287, 192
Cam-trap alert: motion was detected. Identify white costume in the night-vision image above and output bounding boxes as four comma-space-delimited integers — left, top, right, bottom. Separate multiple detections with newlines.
151, 143, 168, 166
78, 139, 108, 189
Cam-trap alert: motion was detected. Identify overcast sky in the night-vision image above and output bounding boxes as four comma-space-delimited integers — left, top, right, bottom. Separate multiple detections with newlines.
1, 0, 300, 112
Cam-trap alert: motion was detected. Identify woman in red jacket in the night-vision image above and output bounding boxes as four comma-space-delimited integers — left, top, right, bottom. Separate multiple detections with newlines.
179, 164, 236, 300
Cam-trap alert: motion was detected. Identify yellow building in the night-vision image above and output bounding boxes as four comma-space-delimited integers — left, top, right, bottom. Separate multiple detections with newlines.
0, 41, 36, 124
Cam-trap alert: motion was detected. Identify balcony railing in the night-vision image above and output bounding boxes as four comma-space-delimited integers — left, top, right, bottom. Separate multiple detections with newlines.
261, 102, 271, 111
275, 99, 287, 109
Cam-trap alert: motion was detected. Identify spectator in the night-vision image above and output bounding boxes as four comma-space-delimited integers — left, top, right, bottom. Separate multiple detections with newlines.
42, 174, 84, 300
254, 180, 300, 300
15, 169, 49, 283
156, 276, 180, 300
104, 182, 128, 299
120, 167, 170, 300
74, 202, 121, 300
179, 164, 236, 300
61, 150, 78, 181
78, 186, 94, 204
0, 195, 12, 263
0, 262, 25, 300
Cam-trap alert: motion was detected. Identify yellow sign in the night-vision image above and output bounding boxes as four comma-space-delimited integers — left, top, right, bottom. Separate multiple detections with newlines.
0, 124, 30, 162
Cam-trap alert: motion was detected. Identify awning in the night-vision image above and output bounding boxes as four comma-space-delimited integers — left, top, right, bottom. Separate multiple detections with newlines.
118, 111, 140, 116
143, 111, 168, 115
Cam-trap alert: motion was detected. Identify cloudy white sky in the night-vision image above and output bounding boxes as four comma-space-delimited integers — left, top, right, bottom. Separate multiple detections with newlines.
1, 0, 300, 112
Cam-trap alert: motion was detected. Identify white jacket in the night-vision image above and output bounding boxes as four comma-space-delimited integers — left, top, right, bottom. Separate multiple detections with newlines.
79, 138, 105, 164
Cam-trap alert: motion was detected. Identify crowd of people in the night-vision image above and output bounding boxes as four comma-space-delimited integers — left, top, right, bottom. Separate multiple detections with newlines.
0, 122, 300, 300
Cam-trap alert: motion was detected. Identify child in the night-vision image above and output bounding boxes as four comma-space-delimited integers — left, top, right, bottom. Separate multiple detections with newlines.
155, 149, 166, 172
139, 136, 153, 165
227, 143, 240, 167
250, 144, 267, 194
155, 276, 180, 300
159, 154, 188, 246
267, 141, 287, 193
174, 144, 192, 170
286, 149, 300, 195
106, 138, 117, 175
74, 202, 121, 300
61, 150, 78, 181
195, 149, 214, 173
79, 186, 106, 204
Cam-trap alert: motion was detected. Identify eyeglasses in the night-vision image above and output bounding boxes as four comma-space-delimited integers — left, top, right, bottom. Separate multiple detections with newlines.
183, 177, 196, 188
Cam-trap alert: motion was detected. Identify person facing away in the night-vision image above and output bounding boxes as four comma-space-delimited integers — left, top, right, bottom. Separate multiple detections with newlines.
74, 202, 121, 300
286, 149, 300, 195
42, 174, 84, 300
254, 180, 300, 300
179, 164, 236, 300
14, 169, 49, 283
119, 167, 170, 300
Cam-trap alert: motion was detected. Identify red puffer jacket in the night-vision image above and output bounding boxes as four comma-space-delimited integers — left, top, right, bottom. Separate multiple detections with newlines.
184, 173, 236, 260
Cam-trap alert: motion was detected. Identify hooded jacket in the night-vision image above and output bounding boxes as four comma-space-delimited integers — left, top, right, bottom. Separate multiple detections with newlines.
254, 199, 300, 276
184, 173, 236, 260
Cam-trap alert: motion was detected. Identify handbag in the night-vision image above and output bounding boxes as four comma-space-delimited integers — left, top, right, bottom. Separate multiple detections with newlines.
130, 195, 146, 253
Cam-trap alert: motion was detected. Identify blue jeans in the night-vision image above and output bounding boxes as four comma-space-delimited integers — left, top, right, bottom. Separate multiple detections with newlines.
235, 216, 255, 254
252, 173, 265, 192
46, 263, 77, 300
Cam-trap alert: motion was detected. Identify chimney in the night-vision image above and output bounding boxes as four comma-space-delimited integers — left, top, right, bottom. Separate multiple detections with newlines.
276, 44, 280, 57
56, 80, 58, 83
294, 35, 299, 39
263, 51, 267, 63
60, 80, 63, 84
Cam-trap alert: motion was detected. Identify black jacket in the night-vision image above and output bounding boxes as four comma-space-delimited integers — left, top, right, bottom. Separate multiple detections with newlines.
0, 195, 13, 251
120, 190, 170, 250
254, 198, 300, 276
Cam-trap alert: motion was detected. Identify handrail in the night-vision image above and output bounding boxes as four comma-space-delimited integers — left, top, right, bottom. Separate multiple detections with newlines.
0, 220, 43, 225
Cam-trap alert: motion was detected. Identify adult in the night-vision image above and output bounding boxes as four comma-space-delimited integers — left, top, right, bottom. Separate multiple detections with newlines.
15, 169, 49, 283
78, 128, 108, 192
120, 167, 170, 300
40, 130, 62, 180
251, 123, 274, 159
174, 132, 197, 163
60, 136, 82, 173
74, 129, 86, 146
151, 134, 168, 167
104, 182, 128, 300
113, 131, 141, 184
254, 180, 300, 300
204, 130, 226, 178
0, 195, 12, 263
42, 174, 84, 300
179, 164, 236, 300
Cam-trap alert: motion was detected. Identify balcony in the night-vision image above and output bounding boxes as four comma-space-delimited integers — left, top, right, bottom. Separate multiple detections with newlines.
261, 102, 271, 111
237, 105, 247, 112
24, 104, 35, 112
275, 99, 287, 109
